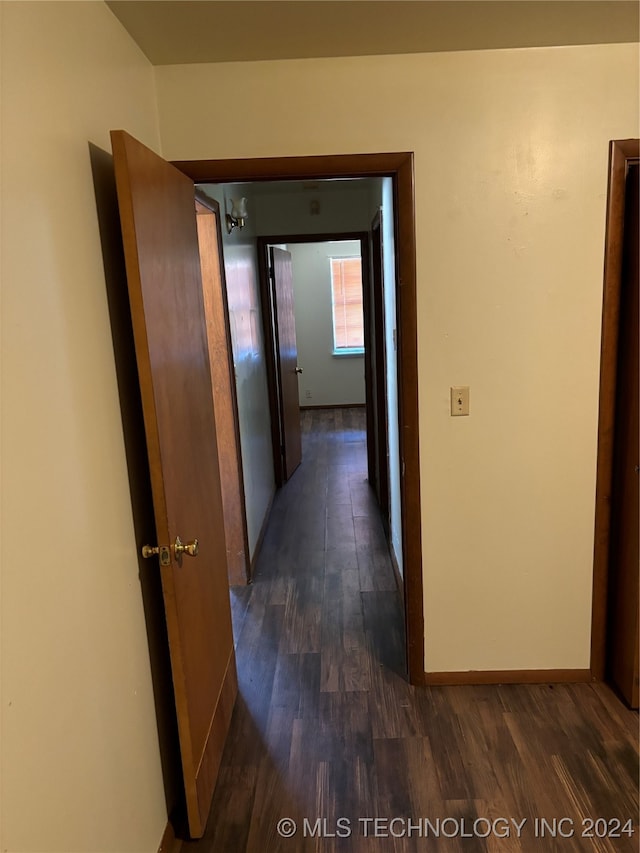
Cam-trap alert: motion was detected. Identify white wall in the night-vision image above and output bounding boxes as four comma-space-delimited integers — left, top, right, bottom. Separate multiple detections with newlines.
289, 241, 366, 407
380, 178, 403, 575
0, 2, 168, 852
156, 42, 639, 674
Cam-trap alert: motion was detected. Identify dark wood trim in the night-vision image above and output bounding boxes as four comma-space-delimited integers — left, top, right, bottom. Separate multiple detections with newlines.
300, 403, 365, 410
591, 139, 640, 681
259, 230, 370, 245
424, 669, 592, 687
362, 226, 377, 495
174, 153, 424, 685
172, 153, 414, 184
393, 155, 424, 685
157, 821, 182, 853
256, 241, 285, 487
269, 245, 303, 480
249, 489, 276, 578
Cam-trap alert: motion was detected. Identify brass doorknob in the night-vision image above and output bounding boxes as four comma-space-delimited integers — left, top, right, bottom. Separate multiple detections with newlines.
174, 536, 199, 558
173, 536, 198, 566
141, 538, 198, 567
295, 367, 303, 374
141, 544, 171, 566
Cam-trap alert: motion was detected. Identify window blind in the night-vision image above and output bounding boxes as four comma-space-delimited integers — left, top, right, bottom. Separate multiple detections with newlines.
330, 257, 364, 349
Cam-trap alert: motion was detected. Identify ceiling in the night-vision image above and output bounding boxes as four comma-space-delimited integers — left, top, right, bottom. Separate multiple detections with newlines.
106, 1, 639, 66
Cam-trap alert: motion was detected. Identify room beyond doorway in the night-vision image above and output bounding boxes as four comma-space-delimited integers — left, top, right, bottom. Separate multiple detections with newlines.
255, 232, 371, 486
173, 151, 424, 685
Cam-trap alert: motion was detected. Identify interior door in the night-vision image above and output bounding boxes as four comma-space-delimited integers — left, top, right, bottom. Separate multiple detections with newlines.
195, 196, 250, 585
607, 162, 639, 708
111, 130, 237, 837
270, 246, 302, 479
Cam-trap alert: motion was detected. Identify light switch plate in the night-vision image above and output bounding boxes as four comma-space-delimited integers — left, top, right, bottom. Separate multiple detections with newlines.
451, 386, 470, 416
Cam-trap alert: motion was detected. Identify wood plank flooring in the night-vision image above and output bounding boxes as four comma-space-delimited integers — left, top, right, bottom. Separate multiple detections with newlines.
182, 408, 639, 852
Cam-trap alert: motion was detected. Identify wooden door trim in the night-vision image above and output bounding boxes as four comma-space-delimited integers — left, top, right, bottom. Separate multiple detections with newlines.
370, 210, 390, 531
174, 153, 424, 684
362, 228, 377, 495
591, 139, 640, 680
269, 246, 303, 479
172, 152, 414, 184
424, 668, 591, 687
194, 191, 251, 583
256, 241, 286, 486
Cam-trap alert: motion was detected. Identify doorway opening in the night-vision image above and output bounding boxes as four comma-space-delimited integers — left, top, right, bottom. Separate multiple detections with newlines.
256, 233, 370, 486
251, 226, 400, 583
174, 152, 424, 685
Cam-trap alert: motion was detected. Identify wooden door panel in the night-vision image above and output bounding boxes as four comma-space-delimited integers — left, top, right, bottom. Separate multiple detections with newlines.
111, 130, 237, 837
196, 198, 250, 585
608, 162, 639, 708
271, 247, 302, 479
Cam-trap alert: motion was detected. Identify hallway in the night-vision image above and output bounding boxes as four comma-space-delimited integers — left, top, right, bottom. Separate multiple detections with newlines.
184, 408, 638, 852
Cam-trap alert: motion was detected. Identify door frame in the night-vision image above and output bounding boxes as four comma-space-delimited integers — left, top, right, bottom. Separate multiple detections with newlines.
257, 231, 371, 489
591, 138, 640, 680
369, 210, 391, 532
173, 152, 425, 684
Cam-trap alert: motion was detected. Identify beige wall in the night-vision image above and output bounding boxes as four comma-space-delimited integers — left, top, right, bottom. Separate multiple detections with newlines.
0, 9, 637, 849
156, 43, 639, 672
0, 2, 167, 851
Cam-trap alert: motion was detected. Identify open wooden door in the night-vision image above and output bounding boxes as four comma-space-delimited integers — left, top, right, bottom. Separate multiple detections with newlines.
111, 130, 237, 837
607, 160, 639, 708
270, 246, 302, 480
195, 195, 250, 585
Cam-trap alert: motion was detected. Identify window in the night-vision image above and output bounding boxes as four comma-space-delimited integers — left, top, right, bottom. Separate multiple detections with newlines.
330, 256, 364, 354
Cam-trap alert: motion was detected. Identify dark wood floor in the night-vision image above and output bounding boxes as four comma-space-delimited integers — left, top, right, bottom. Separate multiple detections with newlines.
183, 408, 639, 852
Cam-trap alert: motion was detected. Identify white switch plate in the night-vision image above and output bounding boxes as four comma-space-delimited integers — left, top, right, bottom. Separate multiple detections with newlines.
451, 386, 470, 416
